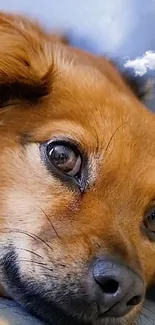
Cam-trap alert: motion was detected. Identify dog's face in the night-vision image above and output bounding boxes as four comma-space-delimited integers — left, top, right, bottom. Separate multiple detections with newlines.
0, 12, 155, 325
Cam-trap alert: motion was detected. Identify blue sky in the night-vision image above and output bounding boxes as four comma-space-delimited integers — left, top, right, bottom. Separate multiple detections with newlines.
0, 0, 155, 59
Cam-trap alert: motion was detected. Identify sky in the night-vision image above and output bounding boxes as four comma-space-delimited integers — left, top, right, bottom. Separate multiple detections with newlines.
0, 0, 155, 58
0, 0, 155, 110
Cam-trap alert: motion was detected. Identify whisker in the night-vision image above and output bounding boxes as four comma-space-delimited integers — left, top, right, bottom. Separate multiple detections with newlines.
142, 312, 155, 322
143, 305, 155, 316
104, 121, 128, 157
0, 229, 53, 252
15, 248, 43, 259
36, 204, 60, 239
140, 312, 154, 325
18, 259, 54, 273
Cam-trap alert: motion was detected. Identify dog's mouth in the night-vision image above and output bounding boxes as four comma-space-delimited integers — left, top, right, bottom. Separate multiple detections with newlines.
95, 304, 141, 325
0, 247, 141, 325
1, 284, 139, 325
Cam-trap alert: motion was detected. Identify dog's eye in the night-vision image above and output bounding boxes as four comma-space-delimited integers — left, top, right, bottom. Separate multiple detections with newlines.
41, 140, 87, 191
143, 207, 155, 241
144, 208, 155, 233
46, 142, 82, 176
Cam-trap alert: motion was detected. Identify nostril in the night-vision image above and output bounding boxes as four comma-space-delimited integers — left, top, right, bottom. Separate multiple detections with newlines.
127, 295, 142, 306
100, 279, 119, 294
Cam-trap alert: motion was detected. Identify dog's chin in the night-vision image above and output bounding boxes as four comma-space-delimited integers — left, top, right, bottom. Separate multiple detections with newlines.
2, 283, 138, 325
4, 282, 138, 325
1, 249, 139, 325
34, 306, 137, 325
24, 300, 137, 325
15, 295, 137, 325
4, 288, 138, 325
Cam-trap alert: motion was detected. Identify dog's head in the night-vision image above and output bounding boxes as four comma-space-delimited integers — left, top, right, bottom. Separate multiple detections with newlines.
0, 12, 155, 325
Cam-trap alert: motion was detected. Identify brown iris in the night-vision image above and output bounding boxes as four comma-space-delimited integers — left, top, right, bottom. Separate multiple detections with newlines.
47, 144, 82, 176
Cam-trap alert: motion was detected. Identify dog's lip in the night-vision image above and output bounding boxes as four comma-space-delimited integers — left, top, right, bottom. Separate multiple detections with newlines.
97, 306, 132, 320
96, 313, 125, 325
97, 301, 129, 319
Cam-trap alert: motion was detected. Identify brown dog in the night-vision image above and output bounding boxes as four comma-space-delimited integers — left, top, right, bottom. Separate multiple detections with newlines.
0, 11, 155, 325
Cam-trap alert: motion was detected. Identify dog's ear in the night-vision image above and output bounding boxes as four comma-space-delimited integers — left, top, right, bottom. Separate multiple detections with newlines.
0, 12, 63, 107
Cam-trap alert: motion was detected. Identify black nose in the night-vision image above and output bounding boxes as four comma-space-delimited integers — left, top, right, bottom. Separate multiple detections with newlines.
93, 258, 144, 317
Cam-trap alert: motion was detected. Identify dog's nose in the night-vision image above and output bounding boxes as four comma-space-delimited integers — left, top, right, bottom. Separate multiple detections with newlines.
93, 258, 144, 317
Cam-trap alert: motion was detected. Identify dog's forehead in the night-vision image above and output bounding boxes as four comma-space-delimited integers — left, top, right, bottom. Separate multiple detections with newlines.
43, 58, 153, 147
1, 42, 155, 165
47, 49, 150, 132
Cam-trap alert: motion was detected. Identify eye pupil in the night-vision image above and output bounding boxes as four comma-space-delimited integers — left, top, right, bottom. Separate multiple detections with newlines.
151, 212, 155, 220
50, 146, 68, 164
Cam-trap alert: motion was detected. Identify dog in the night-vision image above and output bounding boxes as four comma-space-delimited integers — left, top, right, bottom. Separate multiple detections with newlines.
0, 11, 155, 325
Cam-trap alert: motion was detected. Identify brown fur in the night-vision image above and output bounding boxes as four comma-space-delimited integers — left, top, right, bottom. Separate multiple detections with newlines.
0, 11, 155, 325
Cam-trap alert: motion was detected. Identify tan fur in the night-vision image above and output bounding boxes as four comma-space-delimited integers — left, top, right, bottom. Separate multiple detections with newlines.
0, 11, 155, 325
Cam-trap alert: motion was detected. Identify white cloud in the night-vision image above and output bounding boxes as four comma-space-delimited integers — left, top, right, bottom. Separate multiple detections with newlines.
124, 51, 155, 76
